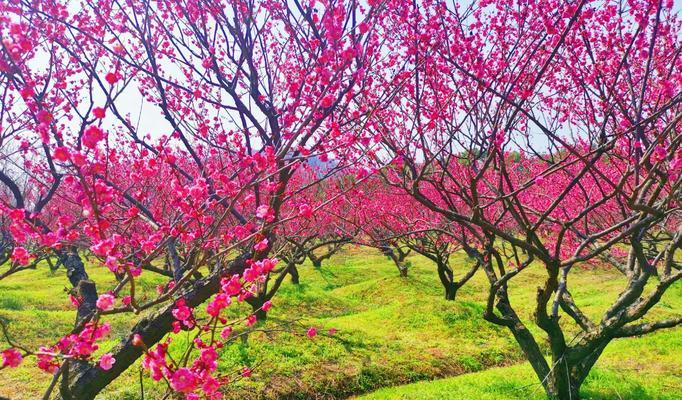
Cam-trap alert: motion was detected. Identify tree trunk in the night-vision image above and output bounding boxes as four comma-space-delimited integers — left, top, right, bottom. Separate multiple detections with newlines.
436, 260, 455, 300
62, 253, 251, 399
289, 263, 300, 284
60, 249, 98, 326
543, 339, 609, 400
246, 294, 269, 321
396, 247, 410, 263
491, 289, 554, 398
444, 283, 457, 301
380, 245, 409, 277
544, 365, 581, 400
254, 306, 267, 321
309, 252, 322, 268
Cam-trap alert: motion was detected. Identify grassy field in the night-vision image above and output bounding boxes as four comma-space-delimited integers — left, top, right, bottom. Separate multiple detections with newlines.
0, 247, 679, 399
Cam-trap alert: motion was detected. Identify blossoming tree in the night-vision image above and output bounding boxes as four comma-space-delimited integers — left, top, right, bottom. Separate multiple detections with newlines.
367, 0, 681, 398
0, 0, 679, 399
0, 0, 395, 398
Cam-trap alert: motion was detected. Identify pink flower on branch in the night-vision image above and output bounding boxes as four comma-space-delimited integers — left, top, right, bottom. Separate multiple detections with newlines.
96, 293, 115, 311
82, 126, 105, 149
254, 238, 269, 252
298, 203, 313, 218
1, 348, 22, 368
170, 367, 198, 393
98, 353, 116, 370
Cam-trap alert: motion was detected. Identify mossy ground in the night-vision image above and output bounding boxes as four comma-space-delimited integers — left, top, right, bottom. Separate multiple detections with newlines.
0, 247, 679, 399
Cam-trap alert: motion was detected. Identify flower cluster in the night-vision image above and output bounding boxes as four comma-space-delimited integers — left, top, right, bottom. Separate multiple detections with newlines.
138, 258, 280, 398
34, 322, 111, 373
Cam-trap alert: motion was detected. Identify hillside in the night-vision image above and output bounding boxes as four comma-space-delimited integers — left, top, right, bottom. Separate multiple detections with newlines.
0, 247, 679, 399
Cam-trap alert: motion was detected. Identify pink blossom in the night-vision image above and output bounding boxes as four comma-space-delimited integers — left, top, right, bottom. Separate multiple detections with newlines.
355, 167, 369, 180
172, 299, 193, 322
36, 347, 59, 373
93, 107, 106, 119
201, 375, 220, 396
233, 225, 249, 239
11, 247, 30, 266
262, 300, 272, 312
71, 152, 87, 166
170, 367, 198, 393
306, 327, 317, 338
83, 126, 105, 149
105, 256, 120, 273
8, 208, 24, 221
298, 203, 313, 218
105, 72, 119, 84
69, 294, 81, 308
221, 275, 242, 296
206, 293, 231, 317
141, 344, 168, 381
220, 326, 233, 339
98, 353, 116, 370
260, 258, 277, 273
254, 238, 269, 252
199, 347, 218, 371
36, 109, 53, 123
242, 265, 260, 282
320, 94, 334, 108
96, 293, 115, 311
132, 334, 144, 347
1, 348, 22, 368
255, 204, 274, 221
255, 204, 269, 218
652, 145, 667, 163
53, 146, 70, 162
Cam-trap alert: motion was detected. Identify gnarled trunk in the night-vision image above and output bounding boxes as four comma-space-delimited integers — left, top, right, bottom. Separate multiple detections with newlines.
444, 283, 457, 300
289, 263, 300, 284
543, 366, 581, 400
482, 252, 614, 400
247, 258, 298, 321
435, 258, 478, 301
59, 249, 98, 326
309, 252, 323, 268
380, 245, 410, 277
61, 254, 251, 400
543, 338, 610, 400
436, 260, 456, 301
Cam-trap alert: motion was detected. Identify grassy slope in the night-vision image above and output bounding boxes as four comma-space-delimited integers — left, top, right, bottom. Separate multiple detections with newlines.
0, 247, 679, 399
0, 261, 167, 399
355, 354, 682, 400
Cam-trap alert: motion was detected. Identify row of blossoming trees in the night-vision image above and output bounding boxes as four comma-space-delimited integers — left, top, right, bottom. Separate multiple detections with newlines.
0, 0, 679, 399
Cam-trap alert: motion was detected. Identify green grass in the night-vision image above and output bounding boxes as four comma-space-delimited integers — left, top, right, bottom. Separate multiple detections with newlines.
0, 247, 679, 399
0, 261, 168, 399
355, 357, 682, 400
